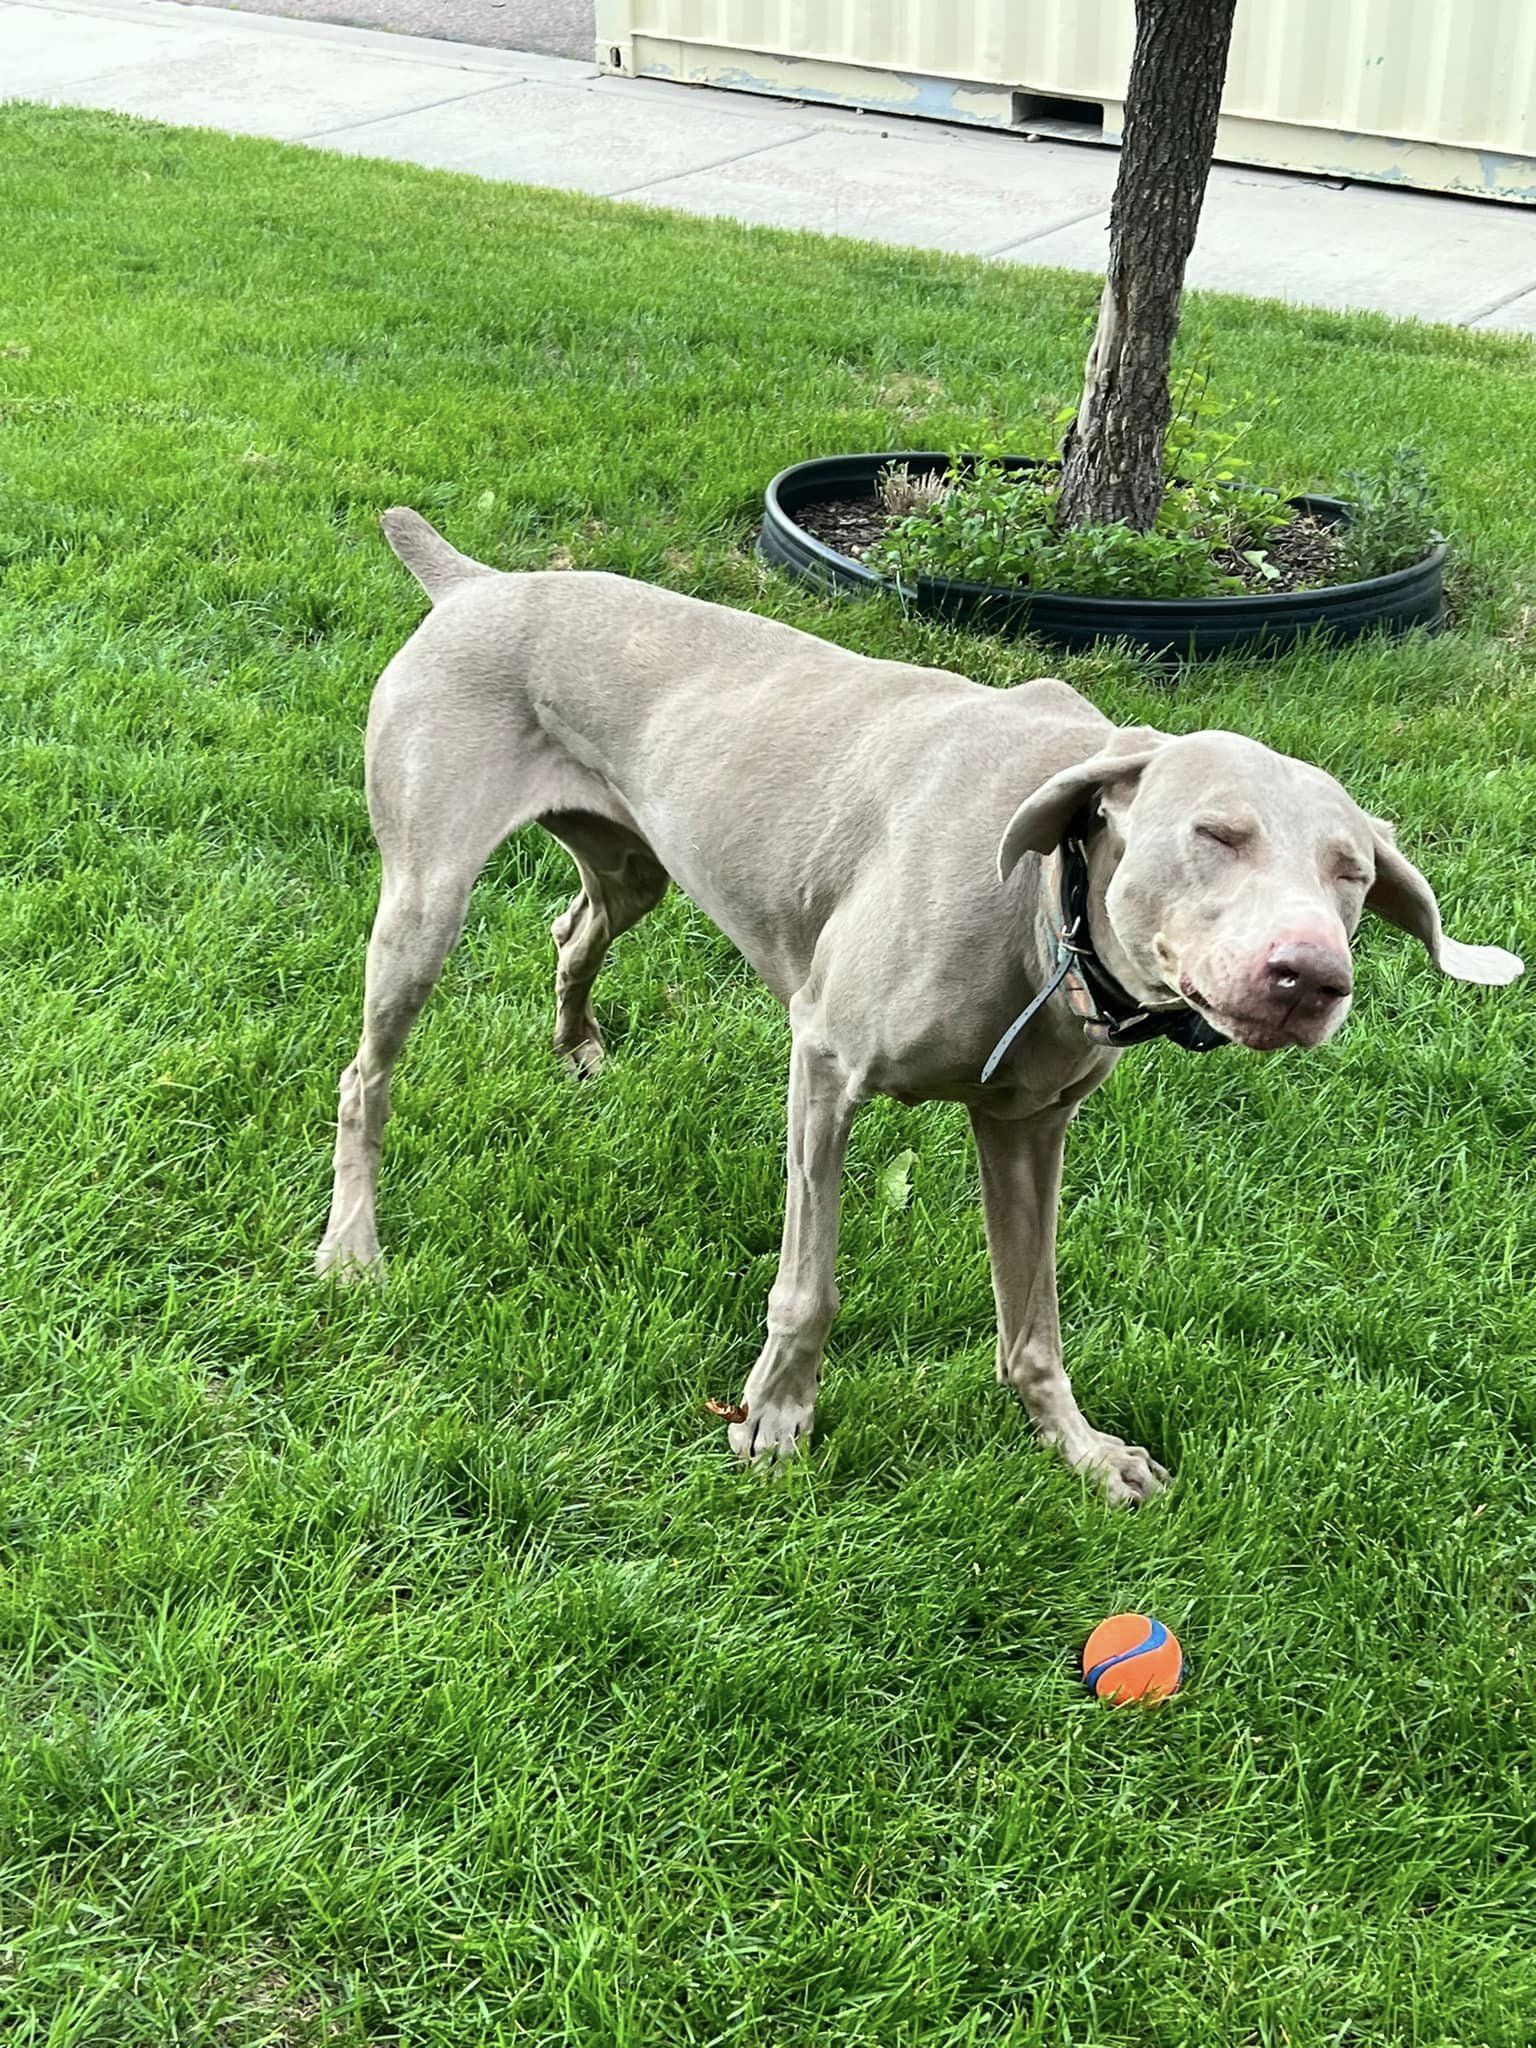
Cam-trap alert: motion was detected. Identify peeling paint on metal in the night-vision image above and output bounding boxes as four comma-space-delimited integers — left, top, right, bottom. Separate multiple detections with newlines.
660, 50, 1013, 131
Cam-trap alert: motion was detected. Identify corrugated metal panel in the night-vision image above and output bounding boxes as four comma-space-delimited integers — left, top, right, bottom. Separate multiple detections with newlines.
613, 0, 1130, 100
600, 0, 1536, 196
1220, 0, 1536, 151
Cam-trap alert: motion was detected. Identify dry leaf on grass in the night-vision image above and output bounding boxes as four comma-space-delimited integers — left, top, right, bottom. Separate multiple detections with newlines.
704, 1397, 749, 1424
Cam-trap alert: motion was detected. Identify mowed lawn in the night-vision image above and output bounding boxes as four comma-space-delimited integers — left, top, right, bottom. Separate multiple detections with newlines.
2, 101, 1535, 2047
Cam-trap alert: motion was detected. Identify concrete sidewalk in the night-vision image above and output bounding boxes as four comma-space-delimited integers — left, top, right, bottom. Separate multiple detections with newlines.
8, 0, 1536, 332
184, 0, 594, 62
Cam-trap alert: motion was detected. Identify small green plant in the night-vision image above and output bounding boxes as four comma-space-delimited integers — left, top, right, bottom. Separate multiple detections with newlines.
870, 369, 1439, 599
873, 458, 1238, 600
1162, 343, 1265, 485
1158, 343, 1292, 567
872, 355, 1321, 600
873, 460, 1058, 588
1031, 516, 1230, 598
1154, 475, 1293, 585
1336, 448, 1439, 580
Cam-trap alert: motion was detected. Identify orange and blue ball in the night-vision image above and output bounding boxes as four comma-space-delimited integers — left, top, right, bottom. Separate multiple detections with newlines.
1082, 1613, 1183, 1704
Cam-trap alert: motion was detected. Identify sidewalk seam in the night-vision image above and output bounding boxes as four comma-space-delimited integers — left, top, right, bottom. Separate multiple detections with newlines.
607, 132, 814, 201
1460, 276, 1536, 326
297, 76, 523, 142
980, 204, 1111, 259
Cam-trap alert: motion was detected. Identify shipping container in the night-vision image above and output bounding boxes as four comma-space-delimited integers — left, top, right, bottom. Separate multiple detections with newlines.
594, 0, 1536, 205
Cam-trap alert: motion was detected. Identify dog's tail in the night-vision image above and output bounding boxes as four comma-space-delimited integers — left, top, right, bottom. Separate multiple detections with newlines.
380, 507, 495, 603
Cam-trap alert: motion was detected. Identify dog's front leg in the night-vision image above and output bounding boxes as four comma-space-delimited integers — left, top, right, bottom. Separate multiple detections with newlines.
969, 1105, 1169, 1506
729, 999, 859, 1467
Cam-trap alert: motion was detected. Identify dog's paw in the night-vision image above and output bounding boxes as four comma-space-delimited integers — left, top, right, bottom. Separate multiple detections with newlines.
1073, 1433, 1170, 1508
557, 1035, 606, 1080
728, 1399, 815, 1470
314, 1237, 386, 1285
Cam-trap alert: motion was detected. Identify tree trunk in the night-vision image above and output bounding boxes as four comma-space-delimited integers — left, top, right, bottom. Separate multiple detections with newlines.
1057, 0, 1239, 533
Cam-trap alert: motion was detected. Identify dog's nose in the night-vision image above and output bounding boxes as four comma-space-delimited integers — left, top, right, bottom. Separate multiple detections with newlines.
1265, 940, 1353, 1012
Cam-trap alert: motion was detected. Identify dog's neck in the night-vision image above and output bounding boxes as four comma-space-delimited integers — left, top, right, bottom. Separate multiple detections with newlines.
1045, 814, 1227, 1054
1073, 822, 1156, 1004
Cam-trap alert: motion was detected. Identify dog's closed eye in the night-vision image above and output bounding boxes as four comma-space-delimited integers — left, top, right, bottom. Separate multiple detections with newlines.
1194, 820, 1251, 851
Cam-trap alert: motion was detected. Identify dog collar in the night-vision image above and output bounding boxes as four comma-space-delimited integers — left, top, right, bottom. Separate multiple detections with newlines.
980, 811, 1228, 1083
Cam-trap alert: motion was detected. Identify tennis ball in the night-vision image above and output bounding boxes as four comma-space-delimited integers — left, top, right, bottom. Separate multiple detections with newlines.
1082, 1613, 1183, 1704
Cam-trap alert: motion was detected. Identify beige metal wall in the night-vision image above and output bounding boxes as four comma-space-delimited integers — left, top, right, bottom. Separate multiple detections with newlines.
598, 0, 1128, 104
594, 0, 1536, 203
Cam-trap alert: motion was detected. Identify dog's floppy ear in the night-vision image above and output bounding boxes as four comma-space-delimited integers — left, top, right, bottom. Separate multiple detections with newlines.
1366, 822, 1523, 985
997, 735, 1164, 882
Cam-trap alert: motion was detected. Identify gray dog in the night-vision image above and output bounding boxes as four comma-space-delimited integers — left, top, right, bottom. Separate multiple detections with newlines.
318, 510, 1522, 1503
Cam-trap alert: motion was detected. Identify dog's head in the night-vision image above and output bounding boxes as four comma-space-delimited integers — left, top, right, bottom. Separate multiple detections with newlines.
998, 728, 1522, 1051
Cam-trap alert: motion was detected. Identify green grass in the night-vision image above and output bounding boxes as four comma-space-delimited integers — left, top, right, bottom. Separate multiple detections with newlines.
2, 102, 1535, 2048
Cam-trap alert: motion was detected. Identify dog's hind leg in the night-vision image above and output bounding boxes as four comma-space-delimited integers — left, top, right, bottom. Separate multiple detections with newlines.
542, 812, 669, 1077
728, 994, 861, 1466
316, 848, 486, 1281
316, 636, 549, 1281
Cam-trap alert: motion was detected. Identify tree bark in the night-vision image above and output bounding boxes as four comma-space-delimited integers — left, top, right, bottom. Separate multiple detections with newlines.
1057, 0, 1239, 533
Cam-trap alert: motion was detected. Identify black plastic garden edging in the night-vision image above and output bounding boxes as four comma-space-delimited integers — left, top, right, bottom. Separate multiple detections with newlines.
757, 452, 1446, 661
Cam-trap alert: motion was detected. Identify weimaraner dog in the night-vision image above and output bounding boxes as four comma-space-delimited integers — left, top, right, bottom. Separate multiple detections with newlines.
318, 509, 1522, 1503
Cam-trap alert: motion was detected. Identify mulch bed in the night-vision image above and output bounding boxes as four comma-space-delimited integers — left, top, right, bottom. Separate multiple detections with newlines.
796, 491, 1349, 596
798, 495, 888, 563
1208, 517, 1345, 592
